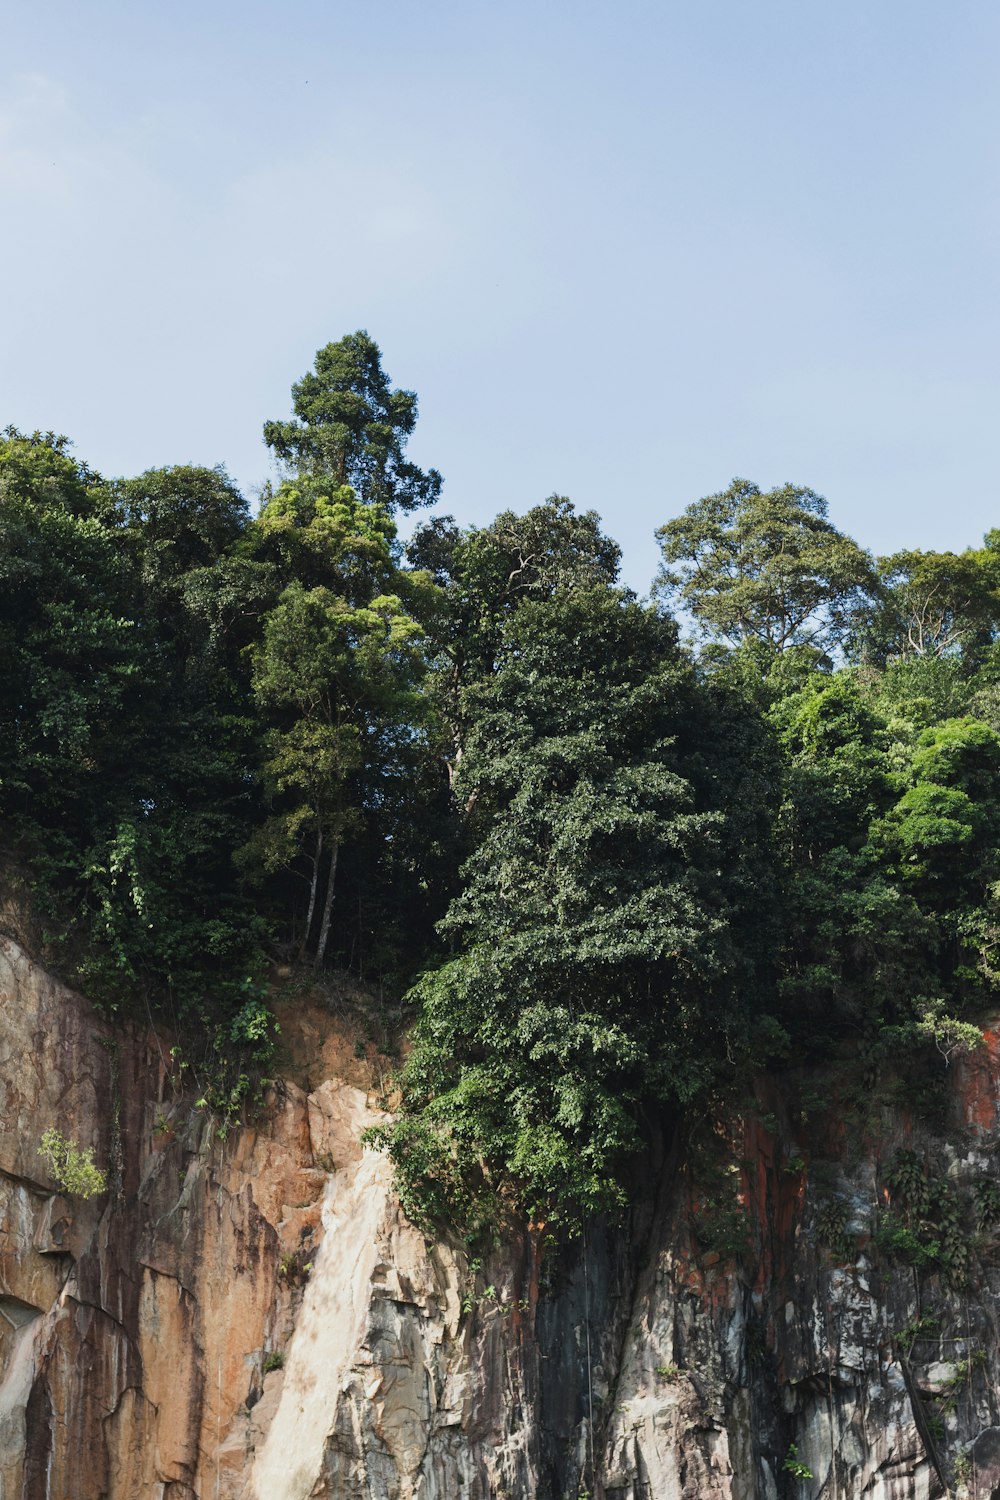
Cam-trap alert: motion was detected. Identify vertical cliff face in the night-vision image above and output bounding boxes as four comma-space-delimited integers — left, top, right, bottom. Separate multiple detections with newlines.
3, 933, 1000, 1499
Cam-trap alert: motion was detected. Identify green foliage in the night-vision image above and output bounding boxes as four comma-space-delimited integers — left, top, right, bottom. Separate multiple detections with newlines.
877, 1151, 972, 1287
0, 425, 99, 514
782, 1444, 814, 1481
874, 1212, 939, 1269
373, 587, 744, 1228
912, 1001, 982, 1066
178, 980, 281, 1136
244, 485, 428, 967
867, 546, 1000, 665
886, 1149, 932, 1212
815, 1198, 852, 1261
894, 1313, 940, 1353
229, 985, 280, 1052
656, 477, 880, 658
407, 494, 622, 793
761, 668, 1000, 1056
0, 345, 445, 1038
97, 463, 248, 579
0, 430, 270, 1022
263, 331, 442, 512
38, 1128, 107, 1198
10, 348, 1000, 1242
974, 1178, 1000, 1229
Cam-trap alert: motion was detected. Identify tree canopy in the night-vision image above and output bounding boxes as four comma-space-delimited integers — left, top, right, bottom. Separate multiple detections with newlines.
263, 331, 442, 513
656, 477, 881, 659
5, 347, 1000, 1228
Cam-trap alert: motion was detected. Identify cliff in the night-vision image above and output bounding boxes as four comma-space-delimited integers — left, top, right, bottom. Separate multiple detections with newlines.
3, 934, 1000, 1499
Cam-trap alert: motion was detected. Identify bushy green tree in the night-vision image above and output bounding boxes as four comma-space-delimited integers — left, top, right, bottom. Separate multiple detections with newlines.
767, 675, 915, 1042
247, 577, 425, 966
263, 331, 442, 512
863, 547, 1000, 666
408, 495, 622, 793
98, 464, 248, 580
0, 430, 141, 855
770, 676, 1000, 1057
0, 431, 266, 1018
240, 479, 434, 965
371, 589, 739, 1227
657, 478, 880, 659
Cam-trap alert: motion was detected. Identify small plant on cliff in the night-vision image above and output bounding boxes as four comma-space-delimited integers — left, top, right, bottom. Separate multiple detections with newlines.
815, 1197, 853, 1261
894, 1313, 940, 1355
873, 1211, 939, 1269
886, 1150, 932, 1215
782, 1444, 814, 1481
38, 1128, 107, 1198
974, 1177, 1000, 1230
878, 1151, 972, 1286
186, 983, 281, 1138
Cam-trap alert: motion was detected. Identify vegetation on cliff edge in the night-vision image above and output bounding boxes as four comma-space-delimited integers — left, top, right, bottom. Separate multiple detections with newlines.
4, 336, 1000, 1226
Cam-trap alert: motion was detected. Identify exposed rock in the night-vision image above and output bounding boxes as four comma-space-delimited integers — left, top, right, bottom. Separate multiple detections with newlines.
3, 934, 1000, 1498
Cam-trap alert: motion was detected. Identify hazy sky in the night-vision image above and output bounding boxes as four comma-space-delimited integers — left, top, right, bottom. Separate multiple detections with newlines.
2, 0, 997, 591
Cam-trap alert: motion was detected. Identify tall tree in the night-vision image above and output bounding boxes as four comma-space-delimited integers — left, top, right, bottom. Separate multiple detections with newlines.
371, 588, 739, 1228
98, 465, 248, 579
0, 433, 267, 1011
408, 496, 622, 792
0, 430, 138, 837
263, 331, 442, 512
243, 484, 429, 967
656, 478, 880, 659
864, 547, 1000, 664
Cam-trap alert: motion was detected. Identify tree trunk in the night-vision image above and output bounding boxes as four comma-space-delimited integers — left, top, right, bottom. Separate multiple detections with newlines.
299, 826, 323, 961
313, 839, 340, 970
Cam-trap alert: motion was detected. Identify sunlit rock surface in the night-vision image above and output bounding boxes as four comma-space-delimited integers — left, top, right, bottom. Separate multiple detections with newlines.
2, 931, 1000, 1498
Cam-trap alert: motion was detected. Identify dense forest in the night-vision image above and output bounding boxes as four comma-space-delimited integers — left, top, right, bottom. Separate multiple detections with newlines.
5, 331, 1000, 1234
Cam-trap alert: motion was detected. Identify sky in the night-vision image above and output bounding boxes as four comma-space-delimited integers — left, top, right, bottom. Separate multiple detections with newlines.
1, 0, 998, 593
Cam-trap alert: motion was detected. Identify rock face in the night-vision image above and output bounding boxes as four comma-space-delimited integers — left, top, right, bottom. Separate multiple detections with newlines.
3, 932, 1000, 1498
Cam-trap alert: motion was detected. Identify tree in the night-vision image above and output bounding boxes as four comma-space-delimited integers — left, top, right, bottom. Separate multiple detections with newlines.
407, 496, 622, 791
768, 676, 1000, 1056
263, 331, 442, 512
0, 425, 98, 516
370, 588, 738, 1228
0, 430, 140, 835
98, 465, 248, 579
0, 431, 271, 1019
96, 464, 258, 698
872, 718, 1000, 903
865, 547, 1000, 664
251, 473, 403, 595
244, 485, 429, 967
767, 674, 912, 1041
656, 478, 880, 659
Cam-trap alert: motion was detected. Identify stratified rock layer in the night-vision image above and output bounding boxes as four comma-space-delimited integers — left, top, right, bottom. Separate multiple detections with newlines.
2, 933, 1000, 1499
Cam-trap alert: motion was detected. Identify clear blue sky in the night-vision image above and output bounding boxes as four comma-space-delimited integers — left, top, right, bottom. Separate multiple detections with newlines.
2, 0, 997, 592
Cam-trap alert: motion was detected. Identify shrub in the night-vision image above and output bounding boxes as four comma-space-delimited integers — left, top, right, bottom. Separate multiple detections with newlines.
38, 1127, 107, 1198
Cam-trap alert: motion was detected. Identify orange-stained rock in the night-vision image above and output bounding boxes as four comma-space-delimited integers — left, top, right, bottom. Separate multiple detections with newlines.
954, 1017, 1000, 1133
